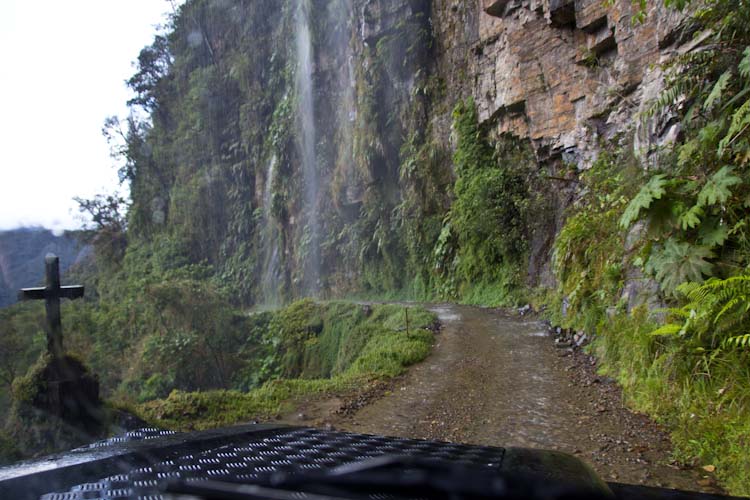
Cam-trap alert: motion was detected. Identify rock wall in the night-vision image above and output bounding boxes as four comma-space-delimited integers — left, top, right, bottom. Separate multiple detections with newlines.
123, 0, 698, 302
434, 0, 689, 160
428, 0, 693, 285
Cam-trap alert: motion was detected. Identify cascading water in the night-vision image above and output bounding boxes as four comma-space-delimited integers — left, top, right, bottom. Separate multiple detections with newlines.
295, 0, 320, 296
330, 2, 358, 207
261, 153, 281, 306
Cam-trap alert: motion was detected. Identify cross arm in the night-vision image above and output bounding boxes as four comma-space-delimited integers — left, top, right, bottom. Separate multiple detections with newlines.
18, 287, 46, 301
60, 286, 85, 300
17, 286, 84, 301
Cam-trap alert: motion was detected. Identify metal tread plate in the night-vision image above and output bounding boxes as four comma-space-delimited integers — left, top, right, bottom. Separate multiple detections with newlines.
38, 427, 506, 500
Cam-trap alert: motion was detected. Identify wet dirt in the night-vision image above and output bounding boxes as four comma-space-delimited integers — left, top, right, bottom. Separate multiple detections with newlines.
284, 303, 725, 495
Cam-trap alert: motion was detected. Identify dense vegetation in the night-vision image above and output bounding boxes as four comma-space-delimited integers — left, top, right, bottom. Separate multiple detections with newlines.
546, 0, 750, 493
1, 0, 750, 494
0, 299, 435, 461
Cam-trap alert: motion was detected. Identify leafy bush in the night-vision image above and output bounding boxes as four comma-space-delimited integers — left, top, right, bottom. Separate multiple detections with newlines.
622, 0, 750, 297
653, 275, 750, 351
595, 307, 750, 496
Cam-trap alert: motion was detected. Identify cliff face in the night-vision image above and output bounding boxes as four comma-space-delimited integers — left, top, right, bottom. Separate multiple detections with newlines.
427, 0, 692, 285
433, 0, 688, 159
123, 0, 692, 303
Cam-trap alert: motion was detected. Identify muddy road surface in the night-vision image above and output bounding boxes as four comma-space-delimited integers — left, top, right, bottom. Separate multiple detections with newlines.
289, 303, 724, 494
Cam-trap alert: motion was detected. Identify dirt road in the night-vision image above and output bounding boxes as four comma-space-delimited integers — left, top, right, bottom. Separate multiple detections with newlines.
289, 303, 724, 494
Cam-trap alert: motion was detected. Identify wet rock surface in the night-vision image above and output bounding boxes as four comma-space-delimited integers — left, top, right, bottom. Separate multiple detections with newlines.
289, 303, 725, 495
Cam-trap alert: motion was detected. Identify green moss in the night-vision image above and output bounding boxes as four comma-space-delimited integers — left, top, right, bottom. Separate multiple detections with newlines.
10, 354, 50, 405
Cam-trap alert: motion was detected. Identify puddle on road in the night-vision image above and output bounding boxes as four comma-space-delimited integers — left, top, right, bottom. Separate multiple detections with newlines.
526, 329, 549, 337
429, 304, 462, 322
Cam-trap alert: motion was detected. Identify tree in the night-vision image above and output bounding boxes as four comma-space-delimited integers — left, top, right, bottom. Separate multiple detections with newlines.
74, 194, 128, 265
127, 35, 172, 113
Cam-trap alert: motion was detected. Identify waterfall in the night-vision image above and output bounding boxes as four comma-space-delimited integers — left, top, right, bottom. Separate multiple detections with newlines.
295, 0, 320, 296
261, 154, 281, 307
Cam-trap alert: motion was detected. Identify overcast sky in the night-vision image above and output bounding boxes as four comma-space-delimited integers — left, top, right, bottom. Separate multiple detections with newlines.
0, 1, 180, 232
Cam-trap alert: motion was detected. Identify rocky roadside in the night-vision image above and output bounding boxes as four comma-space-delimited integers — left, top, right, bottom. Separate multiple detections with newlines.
547, 320, 723, 493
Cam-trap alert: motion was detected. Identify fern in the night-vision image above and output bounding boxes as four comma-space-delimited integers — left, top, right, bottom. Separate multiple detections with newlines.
646, 239, 714, 295
719, 98, 750, 156
739, 46, 750, 79
660, 275, 750, 350
697, 166, 741, 206
724, 333, 750, 348
704, 70, 731, 111
650, 323, 683, 337
620, 174, 668, 228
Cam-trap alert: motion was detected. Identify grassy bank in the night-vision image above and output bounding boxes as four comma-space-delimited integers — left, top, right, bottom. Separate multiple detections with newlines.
135, 301, 436, 430
591, 308, 750, 495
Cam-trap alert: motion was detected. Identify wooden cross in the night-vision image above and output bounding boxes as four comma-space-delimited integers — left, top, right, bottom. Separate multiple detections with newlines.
18, 253, 84, 358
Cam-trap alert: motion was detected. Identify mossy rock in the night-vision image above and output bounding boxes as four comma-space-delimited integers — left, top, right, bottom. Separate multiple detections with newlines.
12, 353, 102, 426
6, 353, 105, 458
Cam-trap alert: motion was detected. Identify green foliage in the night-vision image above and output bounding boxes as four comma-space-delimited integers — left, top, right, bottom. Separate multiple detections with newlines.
552, 149, 633, 331
394, 131, 453, 299
458, 280, 522, 307
1, 296, 435, 450
135, 302, 436, 430
265, 299, 324, 378
0, 303, 45, 394
623, 0, 750, 299
653, 275, 750, 351
435, 98, 536, 302
0, 431, 21, 466
619, 174, 667, 229
645, 239, 714, 296
697, 166, 741, 206
559, 3, 750, 493
703, 71, 732, 112
595, 308, 750, 496
10, 353, 53, 405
